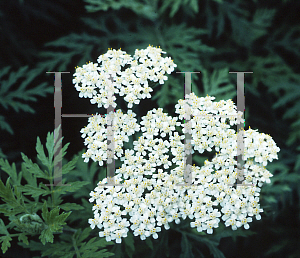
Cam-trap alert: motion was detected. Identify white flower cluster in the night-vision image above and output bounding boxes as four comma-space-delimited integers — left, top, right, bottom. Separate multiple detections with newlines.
81, 109, 140, 166
73, 45, 177, 108
74, 47, 280, 244
85, 94, 279, 243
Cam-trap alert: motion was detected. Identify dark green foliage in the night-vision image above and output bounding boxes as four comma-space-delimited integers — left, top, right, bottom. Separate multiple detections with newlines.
0, 65, 53, 159
0, 128, 113, 257
1, 0, 299, 257
19, 227, 114, 258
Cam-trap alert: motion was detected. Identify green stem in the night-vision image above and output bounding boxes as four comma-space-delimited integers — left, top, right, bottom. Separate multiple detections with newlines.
50, 174, 54, 208
8, 233, 25, 237
72, 232, 81, 258
63, 226, 77, 233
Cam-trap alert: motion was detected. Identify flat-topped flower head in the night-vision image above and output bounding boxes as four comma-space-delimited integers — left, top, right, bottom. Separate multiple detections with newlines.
75, 47, 280, 244
86, 95, 279, 243
73, 46, 177, 109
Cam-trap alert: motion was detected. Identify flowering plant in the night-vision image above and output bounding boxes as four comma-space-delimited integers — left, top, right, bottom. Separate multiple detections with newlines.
73, 46, 280, 244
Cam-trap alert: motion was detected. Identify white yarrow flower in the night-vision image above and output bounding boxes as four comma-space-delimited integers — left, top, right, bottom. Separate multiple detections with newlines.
74, 47, 280, 244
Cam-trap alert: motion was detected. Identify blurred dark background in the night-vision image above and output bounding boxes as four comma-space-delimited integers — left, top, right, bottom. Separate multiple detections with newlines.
0, 0, 300, 257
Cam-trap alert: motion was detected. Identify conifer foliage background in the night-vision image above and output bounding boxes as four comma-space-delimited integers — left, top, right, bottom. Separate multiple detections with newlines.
0, 0, 299, 257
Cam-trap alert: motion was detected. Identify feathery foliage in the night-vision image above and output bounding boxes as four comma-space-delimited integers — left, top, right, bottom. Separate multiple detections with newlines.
1, 0, 299, 257
0, 127, 113, 257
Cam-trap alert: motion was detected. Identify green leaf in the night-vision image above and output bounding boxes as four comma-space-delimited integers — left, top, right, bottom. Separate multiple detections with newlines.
45, 129, 55, 164
74, 228, 114, 257
252, 9, 276, 30
36, 136, 52, 172
62, 155, 79, 175
40, 33, 100, 71
84, 0, 158, 20
39, 227, 54, 245
21, 162, 38, 188
262, 195, 277, 204
180, 233, 194, 258
19, 184, 50, 198
79, 237, 114, 257
194, 236, 225, 258
202, 68, 236, 101
63, 149, 102, 199
181, 230, 226, 258
0, 66, 10, 80
21, 152, 49, 179
0, 115, 13, 134
159, 0, 199, 18
0, 147, 6, 159
0, 219, 9, 235
40, 201, 71, 244
0, 235, 12, 254
0, 66, 28, 96
66, 198, 93, 225
124, 231, 135, 258
0, 65, 52, 116
169, 0, 181, 18
203, 240, 226, 258
77, 227, 92, 243
18, 233, 29, 245
58, 203, 84, 211
0, 158, 21, 185
190, 0, 199, 13
41, 201, 71, 230
18, 239, 48, 253
0, 178, 27, 215
52, 181, 90, 195
145, 237, 153, 250
13, 213, 45, 234
212, 223, 256, 243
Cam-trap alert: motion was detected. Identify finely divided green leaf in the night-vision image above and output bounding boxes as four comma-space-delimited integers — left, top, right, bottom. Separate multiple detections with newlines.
18, 233, 29, 245
19, 184, 50, 198
0, 115, 13, 134
0, 158, 21, 185
36, 137, 51, 172
0, 178, 27, 215
21, 152, 49, 179
58, 203, 84, 211
0, 219, 9, 235
21, 162, 37, 188
0, 235, 12, 254
40, 202, 71, 245
62, 156, 79, 175
202, 68, 236, 101
52, 181, 90, 195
